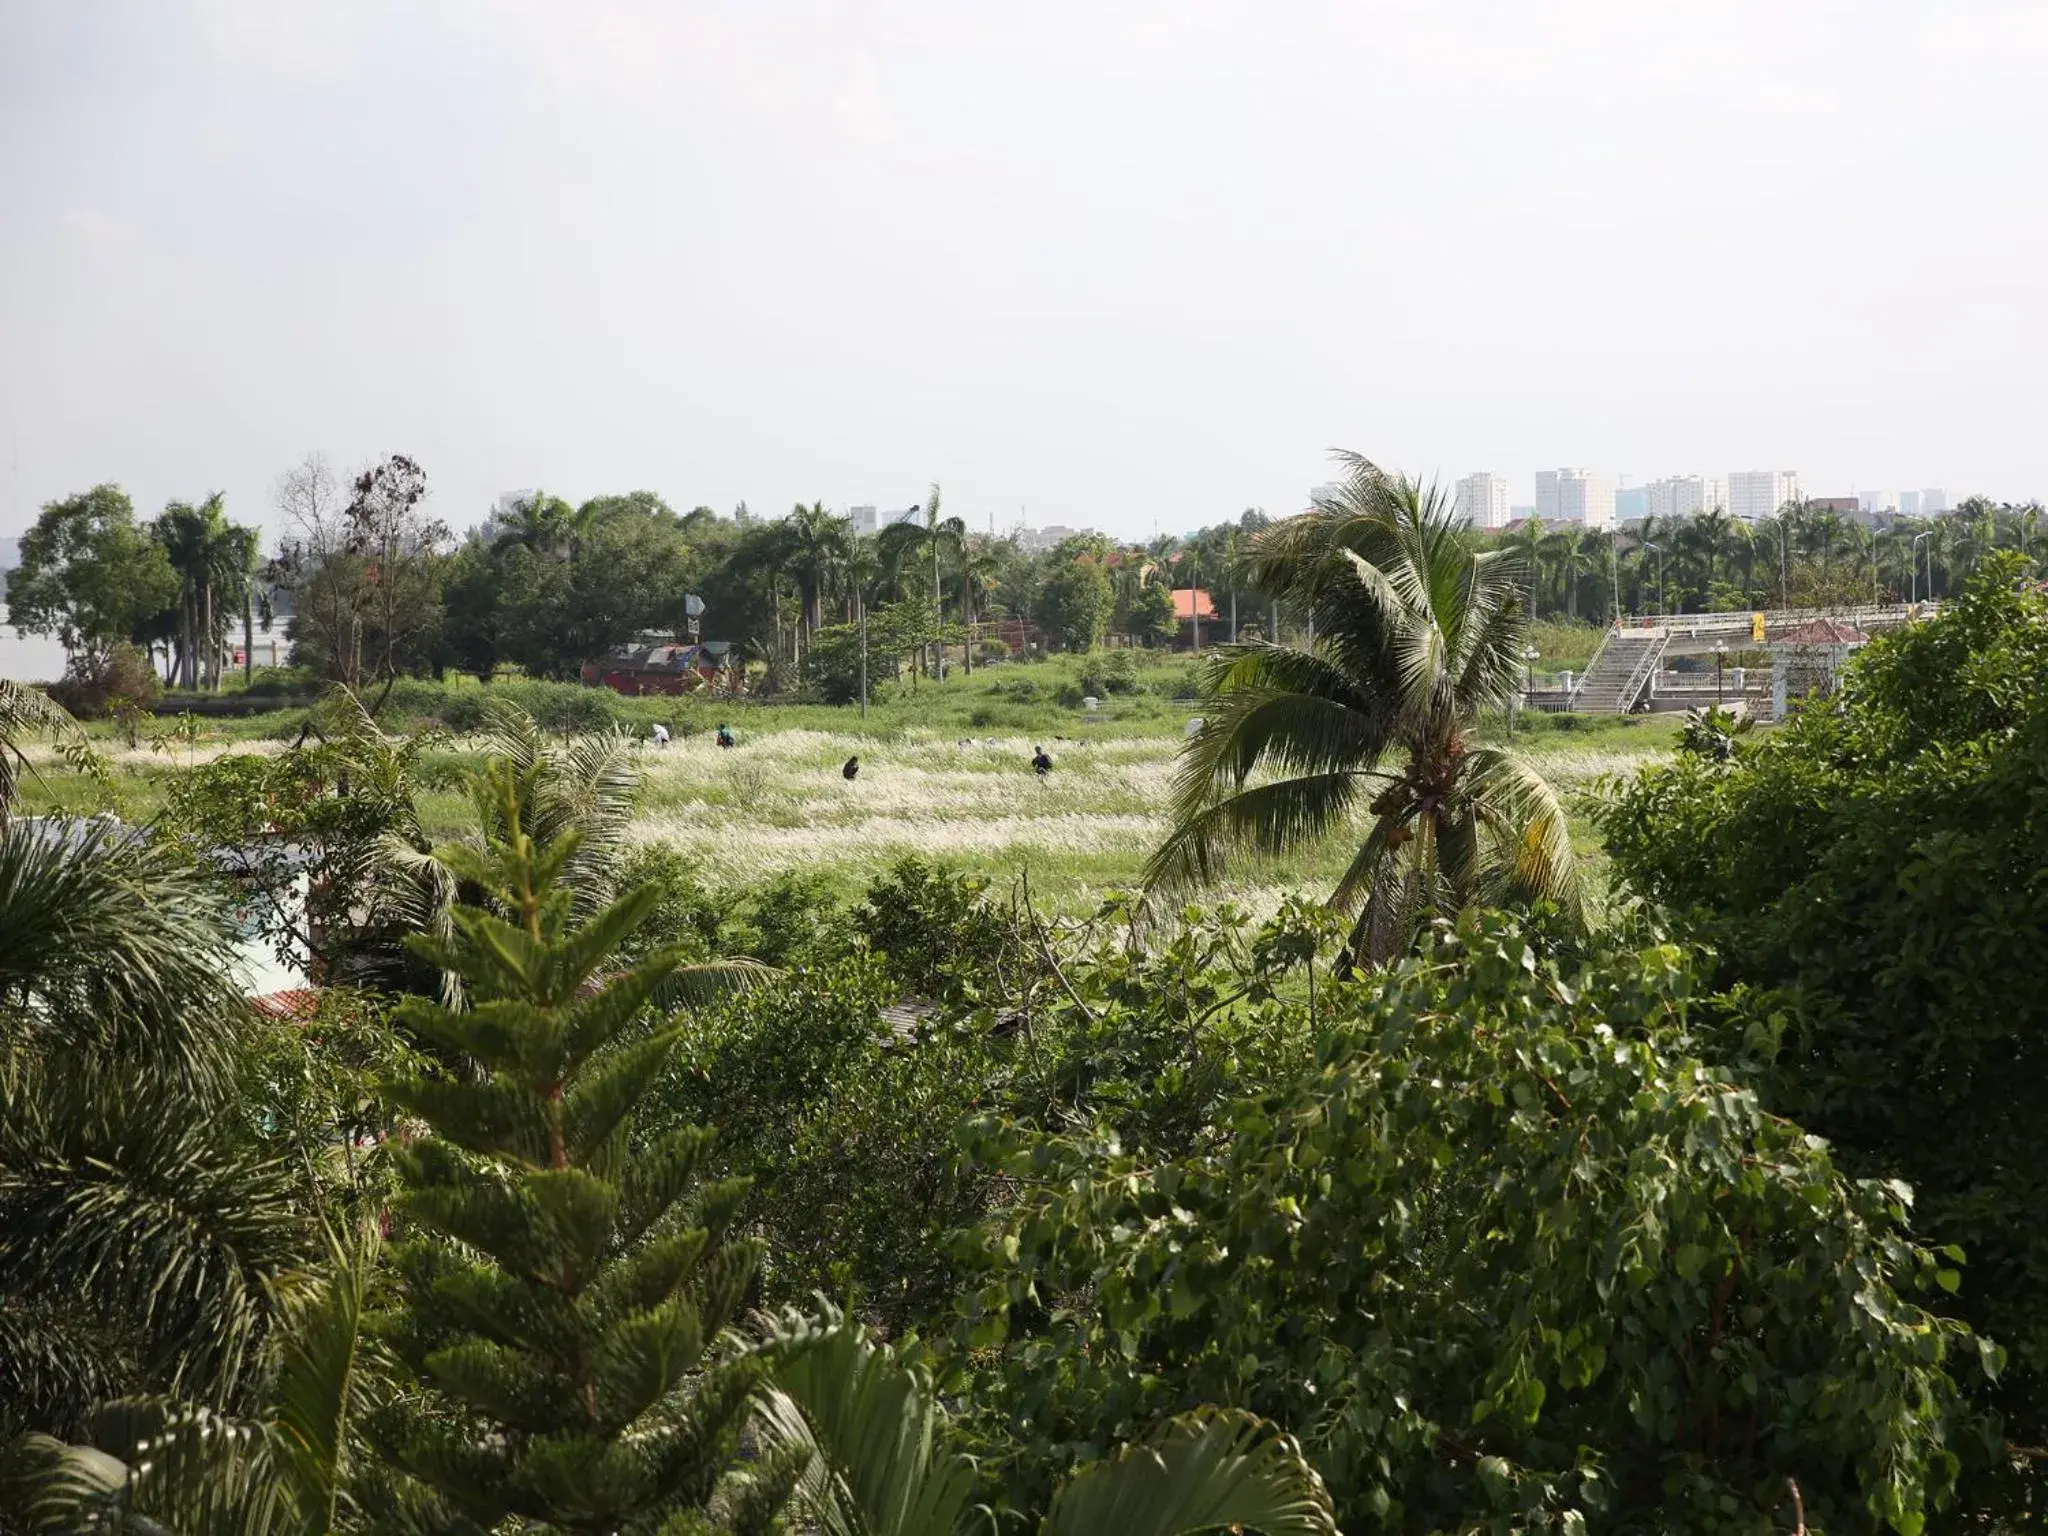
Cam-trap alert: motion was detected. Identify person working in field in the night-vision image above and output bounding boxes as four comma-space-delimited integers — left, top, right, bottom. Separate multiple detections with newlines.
716, 723, 735, 749
1032, 744, 1053, 778
842, 754, 860, 781
650, 723, 670, 748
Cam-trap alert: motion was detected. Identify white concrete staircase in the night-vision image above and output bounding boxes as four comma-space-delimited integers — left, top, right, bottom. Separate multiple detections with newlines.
1572, 627, 1668, 714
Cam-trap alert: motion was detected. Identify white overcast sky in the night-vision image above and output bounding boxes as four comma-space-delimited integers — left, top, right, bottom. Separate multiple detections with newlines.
3, 0, 2046, 545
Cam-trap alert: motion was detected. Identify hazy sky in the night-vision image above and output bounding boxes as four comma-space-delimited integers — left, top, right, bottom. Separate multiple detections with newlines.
4, 0, 2046, 545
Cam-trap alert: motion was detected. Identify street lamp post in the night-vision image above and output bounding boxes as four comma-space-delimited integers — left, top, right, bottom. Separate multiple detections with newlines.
1643, 542, 1666, 616
1911, 531, 1931, 604
1714, 642, 1728, 706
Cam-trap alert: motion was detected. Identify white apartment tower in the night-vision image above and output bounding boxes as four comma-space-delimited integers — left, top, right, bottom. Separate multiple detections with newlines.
1535, 468, 1615, 530
847, 504, 878, 535
1643, 476, 1725, 521
1454, 472, 1511, 529
1920, 487, 1949, 516
1728, 470, 1800, 522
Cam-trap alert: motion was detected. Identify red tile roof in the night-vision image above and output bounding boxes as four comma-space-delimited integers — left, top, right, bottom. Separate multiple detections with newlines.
1173, 589, 1218, 620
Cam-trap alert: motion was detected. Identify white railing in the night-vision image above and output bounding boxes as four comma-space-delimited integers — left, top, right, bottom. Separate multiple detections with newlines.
1621, 602, 1937, 636
1611, 632, 1666, 712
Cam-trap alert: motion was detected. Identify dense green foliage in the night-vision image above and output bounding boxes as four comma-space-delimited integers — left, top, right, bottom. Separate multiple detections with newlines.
956, 914, 1995, 1535
7, 485, 180, 683
1488, 494, 2047, 622
1602, 558, 2048, 1464
13, 528, 2048, 1530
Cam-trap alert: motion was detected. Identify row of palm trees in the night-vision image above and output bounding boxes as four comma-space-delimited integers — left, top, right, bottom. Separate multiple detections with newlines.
152, 494, 263, 689
775, 487, 1002, 674
1486, 496, 2048, 621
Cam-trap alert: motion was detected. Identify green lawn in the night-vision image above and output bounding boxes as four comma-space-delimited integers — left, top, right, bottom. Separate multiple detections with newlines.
15, 661, 1680, 917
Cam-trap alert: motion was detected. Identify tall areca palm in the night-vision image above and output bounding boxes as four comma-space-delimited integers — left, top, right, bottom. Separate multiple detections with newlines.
877, 485, 961, 675
1505, 514, 1547, 617
1687, 506, 1734, 605
1145, 455, 1580, 969
157, 495, 247, 690
1541, 523, 1596, 620
782, 502, 852, 661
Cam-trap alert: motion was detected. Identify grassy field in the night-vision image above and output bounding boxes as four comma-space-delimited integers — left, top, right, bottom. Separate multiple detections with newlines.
15, 654, 1680, 919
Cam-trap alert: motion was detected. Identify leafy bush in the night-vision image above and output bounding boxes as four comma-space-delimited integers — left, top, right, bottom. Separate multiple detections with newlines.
47, 642, 157, 718
1601, 557, 2048, 1477
613, 843, 726, 962
852, 856, 1009, 1002
957, 914, 1996, 1535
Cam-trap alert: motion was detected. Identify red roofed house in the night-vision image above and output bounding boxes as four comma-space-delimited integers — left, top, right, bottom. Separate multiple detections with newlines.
1174, 589, 1218, 649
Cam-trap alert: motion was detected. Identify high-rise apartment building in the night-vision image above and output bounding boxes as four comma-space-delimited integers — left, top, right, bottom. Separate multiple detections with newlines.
1727, 470, 1800, 522
1920, 487, 1949, 515
1535, 468, 1615, 529
1898, 490, 1921, 518
1642, 475, 1725, 521
848, 504, 878, 535
1453, 472, 1511, 529
1614, 485, 1648, 523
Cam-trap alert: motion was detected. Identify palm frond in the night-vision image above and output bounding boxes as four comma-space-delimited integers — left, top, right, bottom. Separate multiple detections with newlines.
754, 1302, 981, 1536
1463, 745, 1583, 920
267, 1226, 378, 1533
651, 958, 783, 1015
0, 681, 80, 825
0, 1066, 310, 1411
0, 819, 245, 1089
1039, 1407, 1336, 1536
1144, 772, 1367, 893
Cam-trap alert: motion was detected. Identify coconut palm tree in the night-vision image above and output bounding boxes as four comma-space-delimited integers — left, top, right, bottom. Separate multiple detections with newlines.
490, 492, 581, 559
1144, 454, 1580, 969
755, 1303, 1336, 1536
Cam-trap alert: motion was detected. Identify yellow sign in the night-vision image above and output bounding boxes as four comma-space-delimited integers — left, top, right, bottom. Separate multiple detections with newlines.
1751, 612, 1766, 642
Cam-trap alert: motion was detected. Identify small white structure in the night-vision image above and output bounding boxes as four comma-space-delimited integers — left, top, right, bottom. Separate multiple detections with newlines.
1770, 618, 1868, 719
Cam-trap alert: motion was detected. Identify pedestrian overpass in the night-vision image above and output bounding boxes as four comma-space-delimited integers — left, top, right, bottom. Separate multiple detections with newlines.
1556, 602, 1934, 715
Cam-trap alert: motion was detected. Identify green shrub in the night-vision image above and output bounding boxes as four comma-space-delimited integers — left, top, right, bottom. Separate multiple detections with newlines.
1600, 557, 2048, 1476
853, 856, 1008, 1002
959, 913, 1995, 1534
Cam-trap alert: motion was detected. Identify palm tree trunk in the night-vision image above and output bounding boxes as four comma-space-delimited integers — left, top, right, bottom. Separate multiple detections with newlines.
202, 580, 215, 689
181, 586, 198, 690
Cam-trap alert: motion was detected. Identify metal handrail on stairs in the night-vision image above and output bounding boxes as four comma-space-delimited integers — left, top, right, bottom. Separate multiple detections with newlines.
1609, 630, 1667, 713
